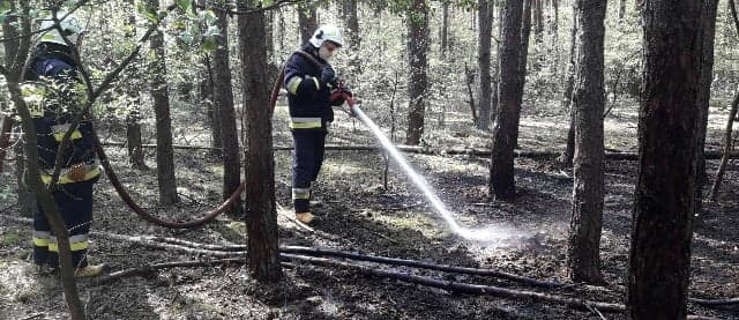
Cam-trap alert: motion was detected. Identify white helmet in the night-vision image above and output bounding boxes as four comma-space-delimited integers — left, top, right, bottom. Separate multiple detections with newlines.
39, 11, 85, 46
308, 25, 344, 48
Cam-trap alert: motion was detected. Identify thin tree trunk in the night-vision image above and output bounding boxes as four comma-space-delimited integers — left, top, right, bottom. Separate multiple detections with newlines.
405, 0, 430, 145
490, 0, 524, 200
618, 0, 626, 20
512, 0, 532, 147
552, 0, 561, 74
298, 3, 317, 45
148, 0, 178, 205
239, 0, 282, 283
210, 5, 242, 217
441, 1, 450, 56
559, 4, 577, 167
343, 0, 361, 75
125, 0, 146, 170
477, 0, 494, 130
627, 1, 705, 318
202, 56, 222, 154
694, 0, 720, 214
709, 87, 739, 201
567, 0, 607, 285
533, 0, 544, 44
0, 116, 12, 173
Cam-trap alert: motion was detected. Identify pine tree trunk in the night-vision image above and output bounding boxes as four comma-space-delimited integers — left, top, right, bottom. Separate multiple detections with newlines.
202, 56, 222, 154
533, 0, 544, 44
342, 0, 361, 75
0, 116, 12, 173
490, 0, 524, 200
4, 0, 33, 218
441, 2, 450, 56
211, 6, 242, 217
238, 1, 282, 283
405, 0, 430, 145
512, 0, 532, 147
627, 1, 704, 318
124, 0, 146, 170
477, 0, 494, 131
147, 0, 178, 205
298, 3, 317, 45
559, 4, 577, 167
567, 0, 607, 285
694, 0, 720, 214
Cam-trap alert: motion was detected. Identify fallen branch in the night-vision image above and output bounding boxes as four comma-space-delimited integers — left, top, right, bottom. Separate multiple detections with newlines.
689, 297, 739, 306
92, 258, 244, 285
280, 246, 563, 288
281, 253, 625, 312
79, 230, 561, 288
2, 215, 737, 309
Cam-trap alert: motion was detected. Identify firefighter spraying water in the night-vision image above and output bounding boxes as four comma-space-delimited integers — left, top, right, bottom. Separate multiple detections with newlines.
280, 25, 517, 241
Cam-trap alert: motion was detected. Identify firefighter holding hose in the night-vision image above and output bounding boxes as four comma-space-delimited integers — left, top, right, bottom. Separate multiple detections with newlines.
284, 25, 352, 224
23, 12, 104, 277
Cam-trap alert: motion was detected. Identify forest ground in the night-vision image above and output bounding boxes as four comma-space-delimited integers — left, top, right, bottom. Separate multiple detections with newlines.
0, 97, 737, 320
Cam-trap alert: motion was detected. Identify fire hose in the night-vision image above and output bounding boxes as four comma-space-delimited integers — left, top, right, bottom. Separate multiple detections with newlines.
98, 54, 354, 229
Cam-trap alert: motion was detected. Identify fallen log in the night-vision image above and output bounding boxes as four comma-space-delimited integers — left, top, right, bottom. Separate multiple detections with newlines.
2, 214, 736, 309
89, 255, 722, 319
100, 141, 739, 161
280, 245, 563, 288
98, 232, 562, 288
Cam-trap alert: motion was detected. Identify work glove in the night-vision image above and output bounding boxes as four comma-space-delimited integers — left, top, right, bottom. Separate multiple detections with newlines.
329, 86, 352, 106
320, 65, 338, 89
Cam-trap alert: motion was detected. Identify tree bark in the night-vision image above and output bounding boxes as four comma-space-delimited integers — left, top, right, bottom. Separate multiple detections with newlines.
441, 1, 450, 56
238, 1, 282, 283
533, 0, 544, 44
567, 0, 607, 285
405, 0, 430, 145
709, 86, 739, 201
210, 5, 242, 217
490, 0, 524, 200
477, 0, 494, 131
618, 0, 626, 20
124, 0, 146, 170
3, 0, 33, 217
0, 116, 12, 173
342, 0, 361, 74
694, 0, 720, 214
298, 2, 317, 45
512, 0, 532, 147
627, 1, 704, 318
147, 0, 178, 205
201, 56, 222, 154
559, 3, 578, 167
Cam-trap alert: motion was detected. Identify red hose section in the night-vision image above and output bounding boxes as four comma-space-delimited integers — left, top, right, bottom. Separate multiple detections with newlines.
98, 62, 286, 228
94, 130, 245, 228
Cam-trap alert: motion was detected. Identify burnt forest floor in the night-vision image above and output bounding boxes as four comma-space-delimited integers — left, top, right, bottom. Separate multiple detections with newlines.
1, 98, 738, 320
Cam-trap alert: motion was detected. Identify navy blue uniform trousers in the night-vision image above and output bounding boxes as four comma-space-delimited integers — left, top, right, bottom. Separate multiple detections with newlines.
33, 178, 97, 269
292, 130, 327, 213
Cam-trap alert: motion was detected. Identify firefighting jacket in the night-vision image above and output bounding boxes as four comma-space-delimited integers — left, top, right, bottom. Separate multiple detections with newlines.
283, 44, 335, 130
23, 44, 100, 184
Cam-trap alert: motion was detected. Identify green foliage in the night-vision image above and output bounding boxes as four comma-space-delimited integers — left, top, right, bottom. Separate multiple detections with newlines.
136, 1, 159, 24
177, 0, 193, 13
